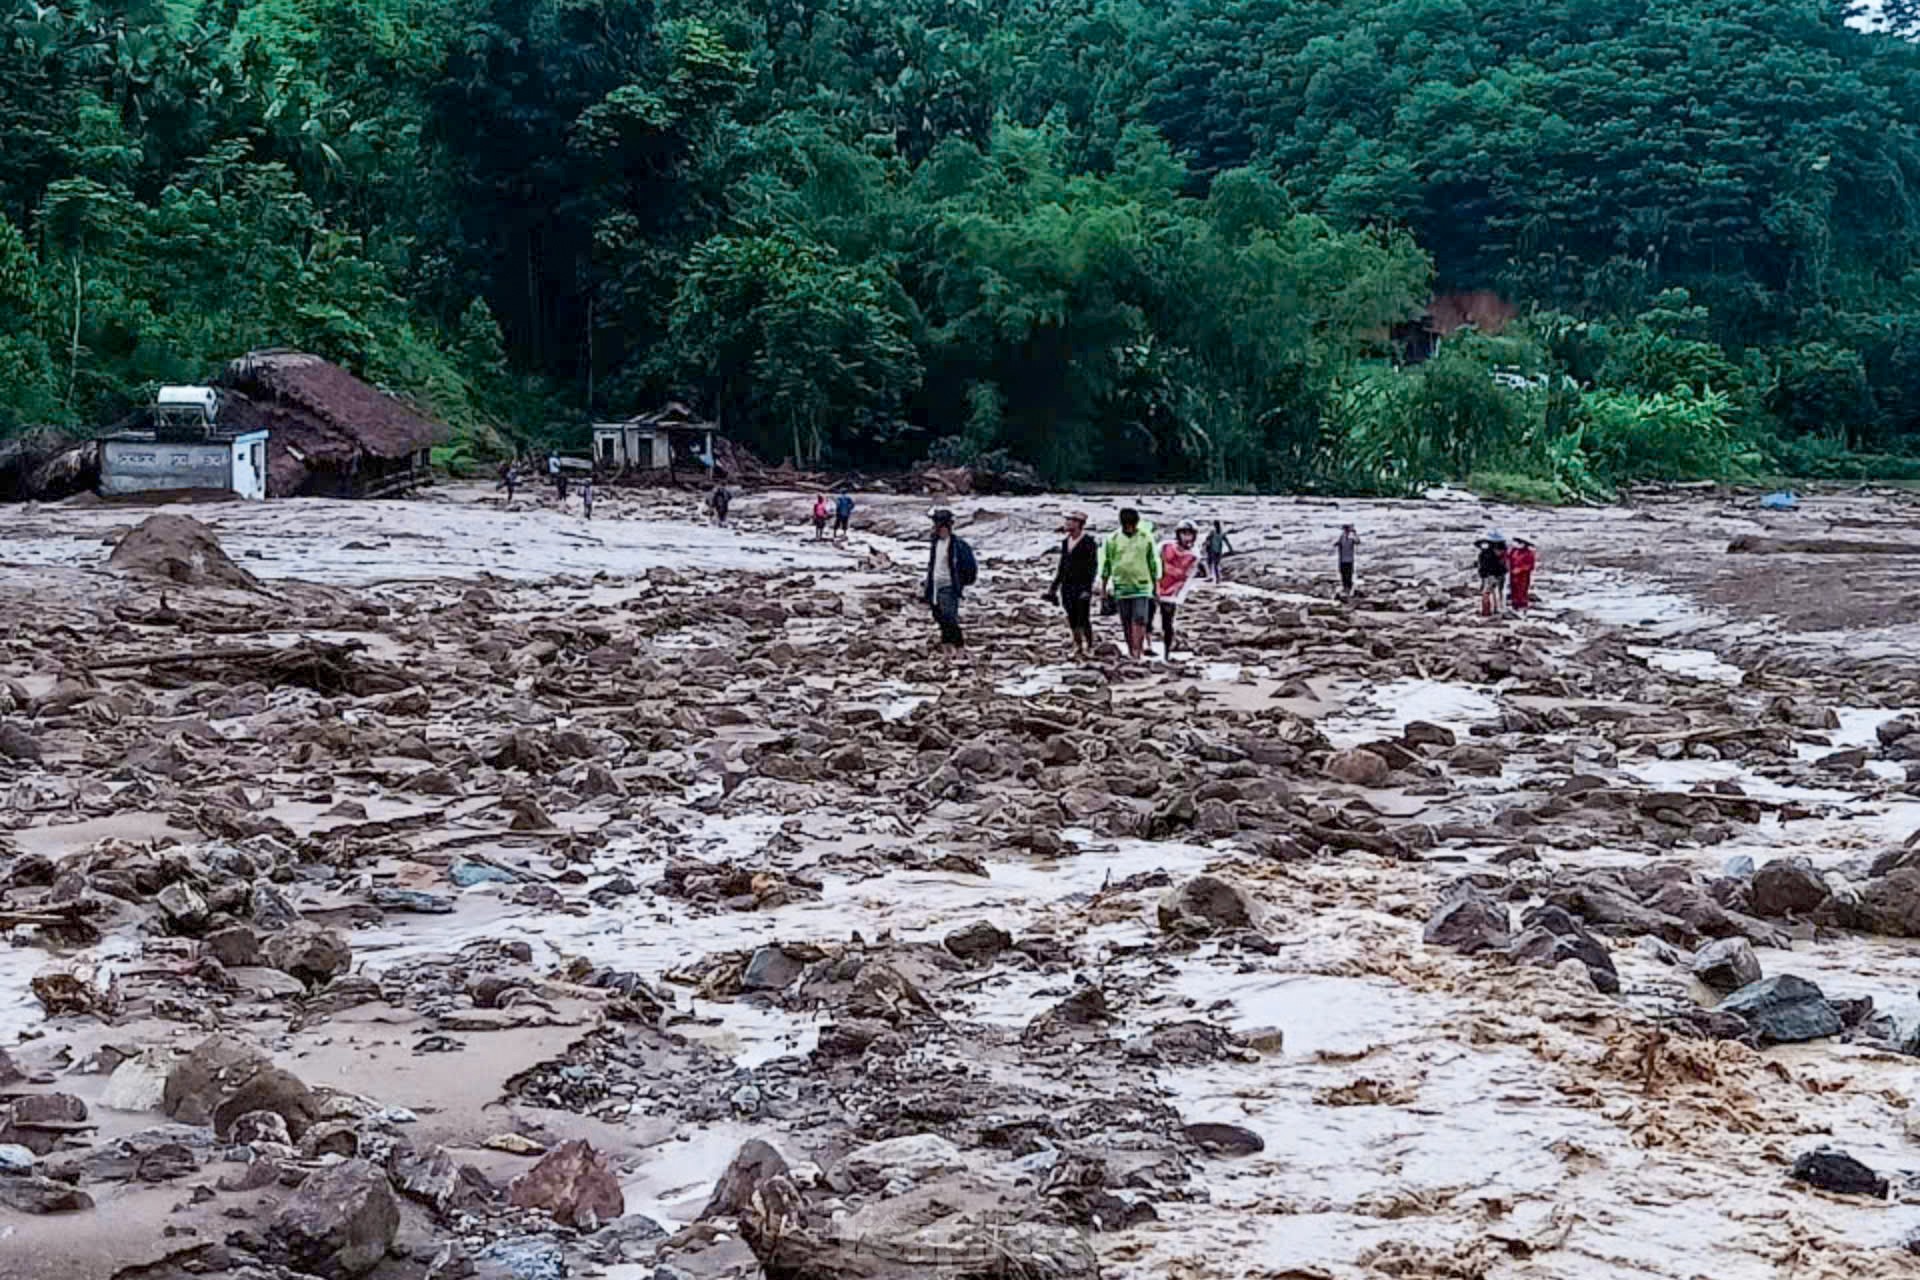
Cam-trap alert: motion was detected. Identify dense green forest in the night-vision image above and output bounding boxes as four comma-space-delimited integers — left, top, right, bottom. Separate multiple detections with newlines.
6, 0, 1920, 494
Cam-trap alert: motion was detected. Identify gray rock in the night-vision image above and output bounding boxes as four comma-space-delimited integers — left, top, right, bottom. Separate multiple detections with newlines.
1790, 1147, 1888, 1198
1748, 858, 1829, 918
0, 721, 43, 762
473, 1236, 566, 1280
203, 924, 263, 968
1181, 1122, 1264, 1156
1157, 874, 1261, 934
263, 924, 352, 986
944, 921, 1013, 961
250, 881, 302, 930
1509, 906, 1619, 994
742, 946, 805, 992
270, 1158, 400, 1277
155, 882, 210, 934
699, 1139, 788, 1221
1324, 748, 1390, 787
1692, 937, 1762, 993
1857, 868, 1920, 937
0, 1143, 34, 1171
1402, 721, 1457, 749
370, 888, 454, 915
1423, 886, 1511, 954
1717, 975, 1841, 1044
0, 1175, 91, 1213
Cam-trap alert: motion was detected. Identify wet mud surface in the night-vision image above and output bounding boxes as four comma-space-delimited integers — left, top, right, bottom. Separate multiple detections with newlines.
3, 481, 1920, 1279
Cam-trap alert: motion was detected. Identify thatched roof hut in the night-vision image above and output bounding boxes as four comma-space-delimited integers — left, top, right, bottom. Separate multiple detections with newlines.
217, 351, 449, 497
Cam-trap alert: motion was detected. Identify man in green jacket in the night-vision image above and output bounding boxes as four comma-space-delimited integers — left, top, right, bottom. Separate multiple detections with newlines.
1099, 506, 1161, 661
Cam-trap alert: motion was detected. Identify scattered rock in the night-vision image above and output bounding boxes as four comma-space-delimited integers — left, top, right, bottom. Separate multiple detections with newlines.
270, 1158, 400, 1277
1857, 867, 1920, 937
699, 1139, 788, 1221
1157, 874, 1262, 934
1748, 858, 1829, 917
1789, 1147, 1888, 1198
0, 1175, 93, 1213
507, 1139, 625, 1229
944, 921, 1012, 961
1182, 1122, 1265, 1156
742, 945, 807, 992
1423, 885, 1511, 954
263, 924, 352, 986
0, 721, 42, 761
836, 1133, 964, 1189
1324, 748, 1391, 787
1402, 721, 1457, 749
1691, 937, 1762, 993
1718, 975, 1841, 1045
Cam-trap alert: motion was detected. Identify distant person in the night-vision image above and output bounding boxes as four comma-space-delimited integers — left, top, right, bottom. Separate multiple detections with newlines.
499, 460, 518, 503
547, 452, 561, 496
833, 492, 855, 540
1099, 507, 1161, 661
1203, 520, 1232, 582
1475, 531, 1509, 617
922, 508, 977, 649
710, 485, 732, 526
1335, 523, 1360, 596
812, 494, 830, 540
1508, 537, 1536, 612
555, 470, 569, 503
1046, 510, 1098, 656
581, 476, 595, 520
1153, 520, 1201, 655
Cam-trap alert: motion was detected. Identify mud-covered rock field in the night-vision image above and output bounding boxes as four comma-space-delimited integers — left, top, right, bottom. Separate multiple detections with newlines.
3, 481, 1920, 1280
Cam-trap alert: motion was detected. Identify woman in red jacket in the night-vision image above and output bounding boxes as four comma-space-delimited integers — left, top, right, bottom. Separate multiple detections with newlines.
1507, 538, 1536, 612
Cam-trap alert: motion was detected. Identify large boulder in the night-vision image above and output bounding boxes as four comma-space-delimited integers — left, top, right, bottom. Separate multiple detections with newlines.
1157, 875, 1262, 934
1423, 885, 1512, 954
1691, 937, 1762, 994
699, 1140, 788, 1221
270, 1159, 399, 1277
107, 514, 260, 590
507, 1139, 625, 1229
1508, 905, 1619, 993
263, 924, 352, 986
1790, 1148, 1888, 1198
1717, 975, 1840, 1045
1857, 868, 1920, 938
1748, 858, 1829, 918
164, 1035, 316, 1138
1323, 749, 1391, 787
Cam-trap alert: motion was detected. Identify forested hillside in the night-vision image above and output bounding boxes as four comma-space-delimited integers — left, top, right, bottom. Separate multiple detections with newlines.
5, 0, 1920, 492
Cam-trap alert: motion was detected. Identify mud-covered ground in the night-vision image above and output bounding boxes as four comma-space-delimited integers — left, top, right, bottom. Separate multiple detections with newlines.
3, 480, 1920, 1280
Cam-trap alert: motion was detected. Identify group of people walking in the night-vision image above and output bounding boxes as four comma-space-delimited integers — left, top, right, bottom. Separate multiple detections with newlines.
497, 455, 594, 518
920, 506, 1542, 656
811, 493, 856, 540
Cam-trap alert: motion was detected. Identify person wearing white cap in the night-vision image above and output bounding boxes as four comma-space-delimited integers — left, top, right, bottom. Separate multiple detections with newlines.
1474, 530, 1509, 618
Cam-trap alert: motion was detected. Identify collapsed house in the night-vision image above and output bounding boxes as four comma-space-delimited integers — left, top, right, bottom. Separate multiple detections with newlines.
99, 386, 270, 500
217, 351, 449, 498
591, 402, 716, 476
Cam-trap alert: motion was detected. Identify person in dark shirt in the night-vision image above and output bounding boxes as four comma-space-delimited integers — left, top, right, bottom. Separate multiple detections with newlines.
1046, 510, 1098, 656
1475, 532, 1509, 617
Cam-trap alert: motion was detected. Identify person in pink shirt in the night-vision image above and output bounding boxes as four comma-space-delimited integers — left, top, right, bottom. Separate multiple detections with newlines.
1152, 520, 1202, 655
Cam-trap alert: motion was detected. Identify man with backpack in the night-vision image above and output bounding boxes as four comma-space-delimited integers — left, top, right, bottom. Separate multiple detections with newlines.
922, 508, 977, 649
